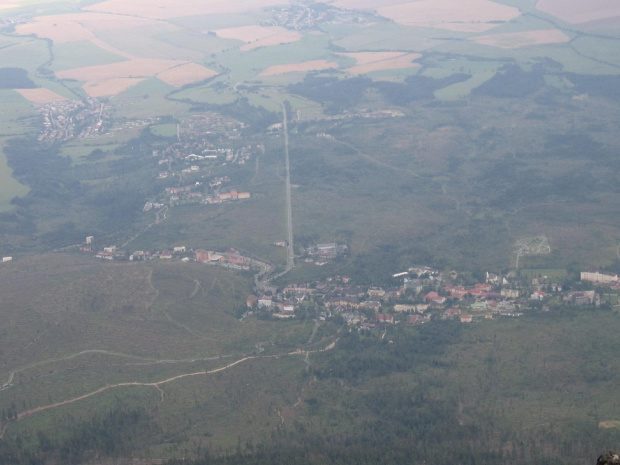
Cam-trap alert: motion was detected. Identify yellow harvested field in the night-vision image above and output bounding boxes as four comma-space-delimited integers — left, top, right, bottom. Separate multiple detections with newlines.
16, 20, 94, 43
56, 58, 187, 81
0, 0, 25, 9
472, 29, 571, 49
213, 25, 302, 51
156, 63, 218, 87
536, 0, 620, 24
82, 78, 145, 97
339, 52, 421, 74
15, 88, 67, 103
85, 0, 291, 20
377, 0, 521, 32
15, 13, 160, 43
259, 60, 338, 76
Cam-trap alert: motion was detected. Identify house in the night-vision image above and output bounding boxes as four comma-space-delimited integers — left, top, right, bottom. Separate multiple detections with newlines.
195, 250, 210, 263
95, 251, 114, 260
394, 304, 424, 313
460, 315, 473, 323
258, 296, 273, 308
360, 323, 376, 331
238, 192, 251, 199
367, 287, 386, 298
2, 256, 13, 262
159, 251, 173, 259
425, 292, 446, 306
486, 272, 500, 284
566, 290, 596, 305
376, 313, 394, 324
85, 236, 94, 244
468, 288, 487, 299
581, 271, 619, 284
278, 303, 295, 313
408, 315, 424, 325
225, 253, 247, 265
444, 308, 460, 318
246, 295, 258, 307
471, 302, 488, 311
103, 246, 117, 253
530, 291, 546, 301
173, 246, 186, 253
501, 288, 519, 299
361, 300, 382, 310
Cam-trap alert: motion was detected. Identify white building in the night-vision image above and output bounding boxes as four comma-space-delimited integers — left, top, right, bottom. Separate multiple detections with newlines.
581, 271, 619, 284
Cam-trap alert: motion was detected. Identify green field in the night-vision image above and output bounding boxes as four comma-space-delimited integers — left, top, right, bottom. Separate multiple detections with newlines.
0, 37, 50, 75
50, 40, 127, 71
0, 142, 29, 211
150, 123, 178, 138
94, 25, 206, 62
519, 268, 568, 280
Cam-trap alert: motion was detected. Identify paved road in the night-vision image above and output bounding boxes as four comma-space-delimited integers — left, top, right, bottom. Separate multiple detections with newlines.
281, 103, 294, 274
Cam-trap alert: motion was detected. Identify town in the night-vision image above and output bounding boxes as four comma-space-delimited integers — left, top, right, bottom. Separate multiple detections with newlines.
262, 4, 372, 30
70, 233, 619, 327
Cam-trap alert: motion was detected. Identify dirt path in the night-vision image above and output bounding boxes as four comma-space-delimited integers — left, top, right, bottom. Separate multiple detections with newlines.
188, 279, 201, 299
1, 340, 340, 436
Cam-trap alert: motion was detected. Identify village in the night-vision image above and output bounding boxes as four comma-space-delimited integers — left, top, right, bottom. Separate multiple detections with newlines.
83, 236, 617, 324
263, 3, 372, 30
244, 266, 616, 324
149, 113, 258, 208
34, 98, 161, 143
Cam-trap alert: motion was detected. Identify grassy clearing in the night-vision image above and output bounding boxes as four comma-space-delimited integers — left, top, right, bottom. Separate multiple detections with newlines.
242, 92, 280, 112
0, 139, 29, 211
93, 26, 205, 62
0, 37, 50, 75
519, 268, 567, 279
50, 40, 127, 71
110, 79, 189, 118
326, 22, 458, 52
570, 36, 620, 69
217, 34, 333, 82
59, 141, 122, 164
150, 123, 178, 138
169, 12, 267, 31
172, 84, 238, 105
435, 71, 497, 99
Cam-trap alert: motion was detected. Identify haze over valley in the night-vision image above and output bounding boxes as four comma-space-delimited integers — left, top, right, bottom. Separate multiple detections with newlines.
0, 0, 619, 463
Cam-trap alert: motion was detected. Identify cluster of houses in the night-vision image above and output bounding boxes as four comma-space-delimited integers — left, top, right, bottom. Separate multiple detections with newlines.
158, 181, 251, 207
263, 4, 371, 30
244, 263, 612, 326
36, 98, 111, 142
180, 112, 244, 139
90, 243, 253, 270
